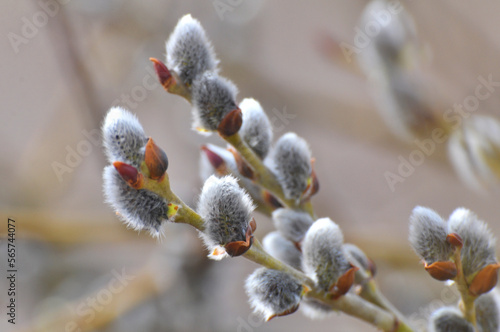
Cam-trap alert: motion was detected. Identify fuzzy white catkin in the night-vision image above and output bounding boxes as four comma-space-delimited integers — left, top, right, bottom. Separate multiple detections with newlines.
166, 14, 219, 86
475, 291, 500, 332
245, 268, 302, 321
428, 307, 474, 332
272, 208, 314, 243
270, 132, 312, 201
302, 218, 351, 291
448, 115, 500, 191
102, 107, 148, 167
343, 243, 371, 274
197, 175, 254, 255
447, 208, 497, 280
239, 98, 273, 159
262, 231, 302, 270
191, 71, 238, 132
103, 166, 168, 236
408, 206, 454, 265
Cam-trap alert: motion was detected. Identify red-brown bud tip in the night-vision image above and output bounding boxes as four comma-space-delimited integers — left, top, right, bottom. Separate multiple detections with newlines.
228, 147, 255, 180
218, 108, 242, 137
113, 161, 144, 189
262, 190, 284, 209
446, 233, 463, 248
149, 57, 175, 90
201, 145, 227, 175
331, 265, 359, 299
145, 137, 168, 180
225, 225, 254, 257
424, 261, 458, 281
469, 263, 500, 296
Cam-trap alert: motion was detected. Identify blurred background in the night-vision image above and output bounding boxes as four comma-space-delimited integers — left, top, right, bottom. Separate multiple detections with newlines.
2, 0, 500, 331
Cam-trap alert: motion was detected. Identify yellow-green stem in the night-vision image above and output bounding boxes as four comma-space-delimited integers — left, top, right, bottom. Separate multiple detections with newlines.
453, 246, 477, 326
306, 289, 413, 332
359, 278, 412, 330
142, 174, 205, 231
243, 238, 312, 285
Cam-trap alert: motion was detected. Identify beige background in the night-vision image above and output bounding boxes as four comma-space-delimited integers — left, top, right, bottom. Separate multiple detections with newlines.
1, 0, 500, 331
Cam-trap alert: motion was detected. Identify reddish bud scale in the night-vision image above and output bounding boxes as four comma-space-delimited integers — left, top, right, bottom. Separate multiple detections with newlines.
201, 145, 226, 173
224, 225, 254, 257
113, 161, 144, 189
469, 263, 500, 296
228, 147, 255, 180
330, 265, 359, 299
218, 108, 242, 137
266, 305, 300, 321
424, 261, 458, 281
263, 191, 284, 209
145, 138, 168, 180
446, 233, 463, 248
150, 58, 176, 91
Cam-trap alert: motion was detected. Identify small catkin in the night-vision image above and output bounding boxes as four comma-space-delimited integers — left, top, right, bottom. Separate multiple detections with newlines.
428, 307, 474, 332
262, 231, 302, 270
272, 208, 314, 243
102, 107, 148, 167
103, 166, 169, 236
475, 291, 500, 332
165, 14, 219, 86
245, 268, 303, 321
447, 208, 497, 281
239, 98, 273, 159
302, 218, 351, 291
270, 132, 312, 201
409, 206, 454, 264
191, 71, 238, 132
197, 175, 254, 256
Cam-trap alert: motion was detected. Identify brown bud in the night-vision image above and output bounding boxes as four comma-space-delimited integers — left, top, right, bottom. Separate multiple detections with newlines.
469, 263, 500, 296
446, 233, 463, 248
425, 261, 458, 281
330, 265, 359, 299
224, 225, 254, 257
145, 138, 168, 180
249, 218, 257, 233
217, 108, 242, 137
228, 147, 255, 180
113, 161, 144, 189
149, 58, 176, 91
262, 190, 284, 208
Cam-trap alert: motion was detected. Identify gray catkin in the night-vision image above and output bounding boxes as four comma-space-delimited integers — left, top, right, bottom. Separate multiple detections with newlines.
262, 231, 302, 270
103, 166, 168, 236
166, 14, 219, 86
270, 132, 312, 200
302, 218, 351, 291
197, 176, 254, 249
245, 268, 302, 320
272, 208, 314, 243
476, 292, 500, 332
102, 107, 148, 167
239, 98, 273, 159
448, 208, 497, 279
429, 307, 474, 332
191, 71, 238, 131
408, 206, 454, 264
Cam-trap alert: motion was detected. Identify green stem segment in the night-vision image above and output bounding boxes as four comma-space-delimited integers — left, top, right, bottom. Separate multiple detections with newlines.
306, 289, 413, 332
142, 174, 205, 231
453, 246, 477, 326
